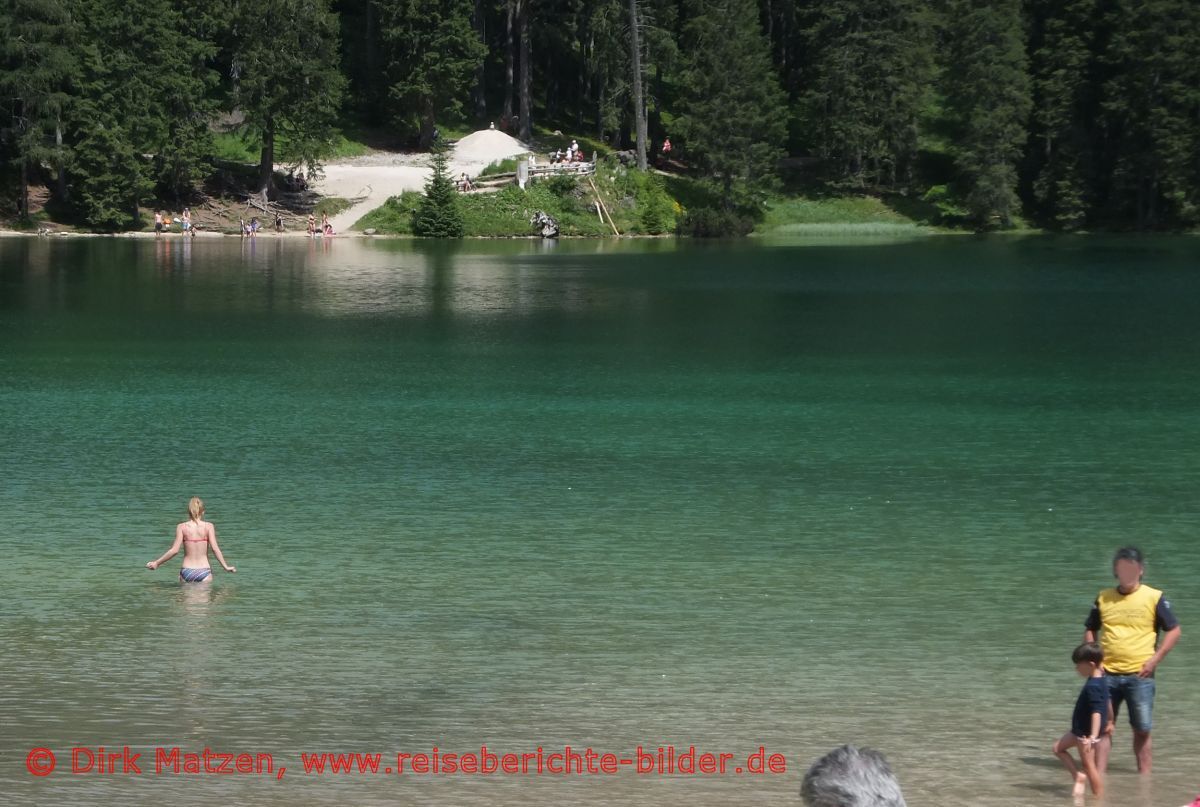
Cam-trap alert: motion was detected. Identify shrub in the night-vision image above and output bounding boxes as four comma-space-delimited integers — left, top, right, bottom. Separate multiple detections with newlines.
479, 157, 520, 176
677, 206, 754, 237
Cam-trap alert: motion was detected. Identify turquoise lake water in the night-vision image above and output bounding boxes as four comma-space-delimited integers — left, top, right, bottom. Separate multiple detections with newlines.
1, 234, 1198, 806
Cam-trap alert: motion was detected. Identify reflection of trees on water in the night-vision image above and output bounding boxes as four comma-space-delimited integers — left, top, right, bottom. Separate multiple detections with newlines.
0, 237, 658, 320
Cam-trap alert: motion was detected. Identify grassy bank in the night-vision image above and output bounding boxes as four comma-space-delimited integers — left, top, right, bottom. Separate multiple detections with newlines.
354, 162, 679, 236
353, 164, 950, 238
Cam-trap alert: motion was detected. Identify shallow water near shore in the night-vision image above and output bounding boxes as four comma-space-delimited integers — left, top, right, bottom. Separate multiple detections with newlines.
2, 234, 1198, 806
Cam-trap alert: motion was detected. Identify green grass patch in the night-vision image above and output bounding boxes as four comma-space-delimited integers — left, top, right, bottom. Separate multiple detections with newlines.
351, 163, 682, 237
212, 131, 260, 163
530, 126, 612, 161
759, 194, 914, 229
479, 157, 520, 177
352, 191, 421, 233
459, 183, 611, 237
326, 134, 371, 159
313, 197, 353, 218
761, 221, 932, 236
212, 129, 372, 165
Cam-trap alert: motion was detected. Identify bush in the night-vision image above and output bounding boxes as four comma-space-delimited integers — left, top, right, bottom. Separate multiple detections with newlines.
676, 206, 755, 237
479, 157, 520, 176
544, 173, 579, 198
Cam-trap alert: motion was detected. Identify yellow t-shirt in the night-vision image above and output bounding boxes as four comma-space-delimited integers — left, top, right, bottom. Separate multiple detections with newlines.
1089, 584, 1175, 675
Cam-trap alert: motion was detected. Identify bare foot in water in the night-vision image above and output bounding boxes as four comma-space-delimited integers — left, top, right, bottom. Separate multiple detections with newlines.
1072, 772, 1088, 800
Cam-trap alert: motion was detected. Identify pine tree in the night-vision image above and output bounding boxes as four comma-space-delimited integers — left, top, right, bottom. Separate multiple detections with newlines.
945, 0, 1032, 228
672, 0, 786, 214
224, 0, 347, 197
412, 142, 465, 237
1026, 0, 1097, 230
65, 0, 216, 226
374, 0, 487, 147
0, 0, 78, 216
1095, 0, 1200, 229
796, 0, 935, 188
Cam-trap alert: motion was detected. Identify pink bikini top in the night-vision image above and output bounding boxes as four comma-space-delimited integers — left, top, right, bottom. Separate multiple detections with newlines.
183, 527, 208, 544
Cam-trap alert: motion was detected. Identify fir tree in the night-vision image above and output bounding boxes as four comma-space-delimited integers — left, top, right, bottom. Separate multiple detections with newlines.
224, 0, 347, 197
66, 0, 215, 226
1096, 0, 1200, 229
796, 0, 935, 188
945, 0, 1032, 228
1026, 0, 1097, 230
672, 0, 786, 214
412, 142, 465, 237
375, 0, 487, 147
0, 0, 78, 215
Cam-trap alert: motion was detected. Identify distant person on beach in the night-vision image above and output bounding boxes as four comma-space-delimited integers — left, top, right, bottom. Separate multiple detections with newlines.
275, 212, 284, 232
154, 210, 164, 234
181, 208, 191, 233
1053, 642, 1109, 798
307, 214, 316, 236
800, 745, 906, 807
1084, 546, 1181, 774
145, 497, 236, 583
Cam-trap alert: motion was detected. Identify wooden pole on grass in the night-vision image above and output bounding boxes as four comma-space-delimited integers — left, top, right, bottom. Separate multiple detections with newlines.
587, 176, 621, 236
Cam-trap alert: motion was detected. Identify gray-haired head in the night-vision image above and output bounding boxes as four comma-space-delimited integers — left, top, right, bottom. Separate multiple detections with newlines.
800, 745, 906, 807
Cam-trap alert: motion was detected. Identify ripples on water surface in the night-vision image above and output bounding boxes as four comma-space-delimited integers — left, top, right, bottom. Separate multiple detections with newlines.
1, 235, 1198, 806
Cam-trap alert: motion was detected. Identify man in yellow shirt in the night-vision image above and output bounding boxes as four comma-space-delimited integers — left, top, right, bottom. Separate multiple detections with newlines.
1083, 546, 1181, 774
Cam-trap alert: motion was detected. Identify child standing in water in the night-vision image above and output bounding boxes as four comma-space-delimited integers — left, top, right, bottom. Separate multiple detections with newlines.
146, 497, 236, 583
1053, 642, 1109, 799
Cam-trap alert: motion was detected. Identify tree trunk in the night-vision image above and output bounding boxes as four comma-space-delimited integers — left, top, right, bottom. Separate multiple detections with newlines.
576, 16, 588, 132
366, 0, 379, 116
258, 116, 276, 199
55, 120, 69, 203
628, 0, 648, 170
518, 0, 532, 141
19, 159, 29, 221
473, 0, 487, 121
419, 99, 436, 149
503, 1, 515, 122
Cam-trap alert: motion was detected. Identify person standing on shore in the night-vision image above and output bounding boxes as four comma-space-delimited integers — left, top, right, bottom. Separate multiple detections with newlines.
1083, 546, 1181, 774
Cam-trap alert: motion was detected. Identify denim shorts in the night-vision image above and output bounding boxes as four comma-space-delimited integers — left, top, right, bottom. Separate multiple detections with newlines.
1106, 674, 1156, 732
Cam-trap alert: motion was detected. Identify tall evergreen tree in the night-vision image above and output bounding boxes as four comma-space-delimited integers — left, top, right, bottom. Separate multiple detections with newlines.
225, 0, 346, 197
795, 0, 935, 188
375, 0, 486, 147
67, 0, 215, 227
945, 0, 1032, 228
673, 0, 786, 212
1095, 0, 1200, 229
627, 0, 648, 168
0, 0, 78, 216
1026, 0, 1097, 230
412, 142, 465, 236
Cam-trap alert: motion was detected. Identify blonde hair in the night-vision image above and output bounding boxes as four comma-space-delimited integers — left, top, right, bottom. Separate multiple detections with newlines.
187, 497, 205, 521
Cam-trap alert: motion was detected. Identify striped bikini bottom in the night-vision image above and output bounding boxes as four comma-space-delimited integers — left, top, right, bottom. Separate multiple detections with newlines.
180, 567, 213, 583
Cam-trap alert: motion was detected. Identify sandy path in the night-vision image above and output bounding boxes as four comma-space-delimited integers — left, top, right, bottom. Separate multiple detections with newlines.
311, 160, 430, 232
306, 133, 531, 232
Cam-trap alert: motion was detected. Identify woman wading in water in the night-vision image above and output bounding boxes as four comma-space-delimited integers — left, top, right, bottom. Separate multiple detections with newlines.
146, 497, 236, 582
